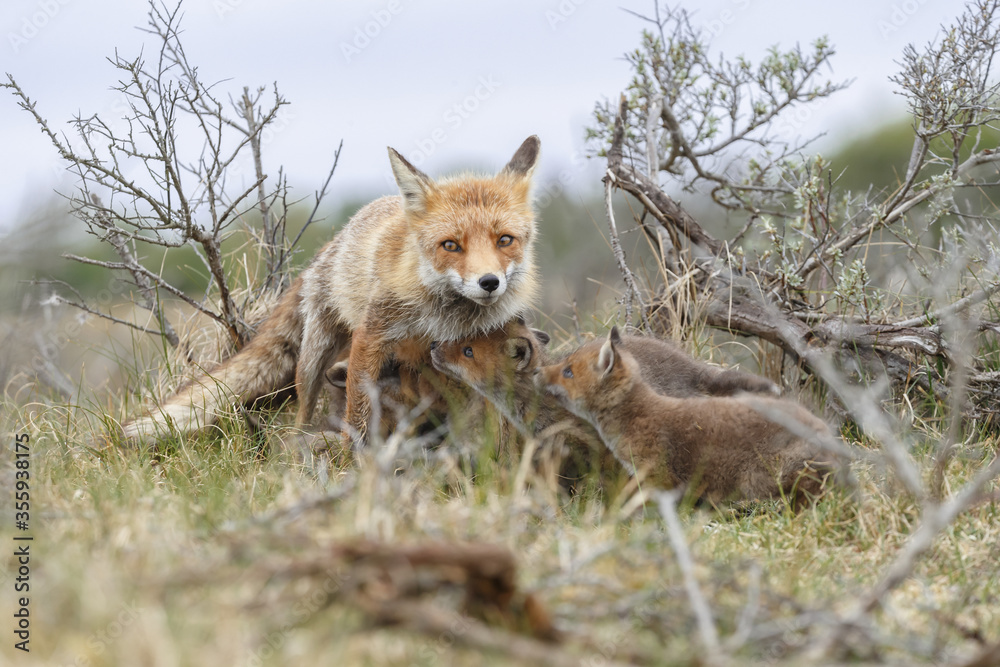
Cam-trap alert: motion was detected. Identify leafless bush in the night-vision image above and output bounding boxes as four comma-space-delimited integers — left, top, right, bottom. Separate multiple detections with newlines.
592, 1, 1000, 420
3, 1, 340, 352
592, 1, 1000, 661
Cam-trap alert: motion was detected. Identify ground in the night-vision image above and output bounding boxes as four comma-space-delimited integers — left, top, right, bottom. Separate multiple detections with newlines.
0, 315, 998, 667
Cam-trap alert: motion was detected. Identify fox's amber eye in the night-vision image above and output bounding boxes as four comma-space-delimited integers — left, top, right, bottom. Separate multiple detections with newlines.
463, 346, 474, 358
497, 234, 514, 247
442, 240, 461, 252
562, 366, 574, 378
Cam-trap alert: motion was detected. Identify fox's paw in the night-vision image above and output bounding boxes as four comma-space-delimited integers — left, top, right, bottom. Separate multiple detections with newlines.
307, 430, 347, 454
291, 430, 354, 469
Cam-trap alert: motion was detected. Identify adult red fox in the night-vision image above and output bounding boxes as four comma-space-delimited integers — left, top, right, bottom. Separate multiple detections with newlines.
122, 136, 541, 446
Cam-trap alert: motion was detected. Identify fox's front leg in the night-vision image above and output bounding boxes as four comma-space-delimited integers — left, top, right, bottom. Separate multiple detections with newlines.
343, 323, 391, 446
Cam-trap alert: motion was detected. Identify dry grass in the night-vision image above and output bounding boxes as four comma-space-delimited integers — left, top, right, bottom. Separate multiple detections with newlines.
1, 308, 999, 667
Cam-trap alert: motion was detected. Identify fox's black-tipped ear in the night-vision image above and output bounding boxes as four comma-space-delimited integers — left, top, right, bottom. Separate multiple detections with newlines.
609, 326, 622, 346
388, 147, 433, 214
500, 135, 540, 179
531, 328, 551, 346
506, 337, 534, 371
597, 326, 620, 378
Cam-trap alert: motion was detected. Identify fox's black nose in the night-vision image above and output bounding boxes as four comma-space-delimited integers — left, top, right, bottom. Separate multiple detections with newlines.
479, 274, 500, 293
430, 341, 439, 350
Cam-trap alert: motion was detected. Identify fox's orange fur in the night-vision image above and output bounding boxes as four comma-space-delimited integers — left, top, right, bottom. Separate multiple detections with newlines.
122, 136, 541, 446
537, 327, 841, 508
323, 344, 472, 439
431, 320, 615, 489
429, 323, 783, 431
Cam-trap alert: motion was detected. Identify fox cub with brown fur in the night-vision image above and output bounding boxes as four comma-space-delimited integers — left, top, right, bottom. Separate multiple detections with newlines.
122, 136, 541, 447
537, 327, 839, 508
430, 322, 784, 487
430, 323, 781, 429
431, 320, 611, 487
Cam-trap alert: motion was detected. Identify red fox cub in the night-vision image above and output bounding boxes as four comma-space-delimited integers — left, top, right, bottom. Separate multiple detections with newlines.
429, 319, 552, 425
122, 136, 541, 447
323, 346, 469, 439
622, 336, 780, 398
431, 320, 613, 487
429, 324, 781, 427
429, 322, 783, 487
537, 327, 839, 508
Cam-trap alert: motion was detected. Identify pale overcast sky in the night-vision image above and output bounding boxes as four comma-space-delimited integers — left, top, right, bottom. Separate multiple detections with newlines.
0, 0, 970, 232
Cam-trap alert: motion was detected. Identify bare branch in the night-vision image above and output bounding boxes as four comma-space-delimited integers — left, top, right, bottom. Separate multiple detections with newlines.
43, 293, 167, 339
655, 490, 722, 662
603, 169, 651, 331
813, 453, 1000, 659
3, 0, 329, 352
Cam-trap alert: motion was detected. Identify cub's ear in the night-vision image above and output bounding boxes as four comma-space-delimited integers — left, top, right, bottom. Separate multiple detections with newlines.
597, 326, 621, 378
500, 135, 540, 179
530, 328, 551, 346
325, 361, 349, 389
506, 337, 534, 371
609, 325, 622, 346
388, 147, 433, 214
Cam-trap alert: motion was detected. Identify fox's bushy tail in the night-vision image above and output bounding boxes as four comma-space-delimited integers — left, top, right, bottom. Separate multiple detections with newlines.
121, 279, 304, 446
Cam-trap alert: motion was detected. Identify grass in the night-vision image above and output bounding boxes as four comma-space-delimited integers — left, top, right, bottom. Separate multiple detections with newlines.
1, 312, 999, 667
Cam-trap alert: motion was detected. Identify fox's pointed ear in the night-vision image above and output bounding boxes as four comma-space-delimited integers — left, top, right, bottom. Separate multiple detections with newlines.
530, 328, 551, 346
500, 135, 540, 179
609, 325, 622, 346
506, 337, 534, 371
597, 327, 620, 378
388, 147, 433, 214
